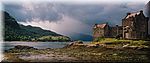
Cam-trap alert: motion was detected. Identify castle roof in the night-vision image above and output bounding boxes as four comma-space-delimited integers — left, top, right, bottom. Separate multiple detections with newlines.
94, 23, 107, 28
125, 12, 141, 19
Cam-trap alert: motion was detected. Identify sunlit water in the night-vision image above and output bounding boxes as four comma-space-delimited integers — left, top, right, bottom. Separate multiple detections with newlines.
3, 41, 90, 50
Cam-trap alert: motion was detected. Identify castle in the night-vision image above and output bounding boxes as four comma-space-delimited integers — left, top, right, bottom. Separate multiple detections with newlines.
93, 10, 149, 40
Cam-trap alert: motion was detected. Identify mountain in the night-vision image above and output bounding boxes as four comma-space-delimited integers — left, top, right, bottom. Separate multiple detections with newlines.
67, 32, 93, 41
4, 11, 70, 41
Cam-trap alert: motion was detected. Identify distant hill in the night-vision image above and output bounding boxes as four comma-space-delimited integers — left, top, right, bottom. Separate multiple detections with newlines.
68, 32, 93, 41
4, 11, 70, 41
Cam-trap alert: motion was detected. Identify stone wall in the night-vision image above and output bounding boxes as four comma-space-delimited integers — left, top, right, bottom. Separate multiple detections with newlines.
109, 26, 123, 38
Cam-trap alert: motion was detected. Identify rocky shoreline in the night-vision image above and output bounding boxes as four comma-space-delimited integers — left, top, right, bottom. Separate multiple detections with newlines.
3, 45, 80, 62
2, 41, 150, 62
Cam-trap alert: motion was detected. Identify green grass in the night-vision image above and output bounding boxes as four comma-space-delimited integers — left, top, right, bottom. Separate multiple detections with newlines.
92, 38, 150, 47
53, 46, 150, 62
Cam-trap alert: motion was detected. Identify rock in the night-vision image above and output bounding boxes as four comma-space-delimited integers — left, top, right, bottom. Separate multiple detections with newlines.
137, 46, 150, 50
64, 41, 83, 48
5, 45, 38, 53
112, 53, 117, 56
86, 44, 100, 48
123, 45, 150, 50
64, 42, 74, 48
123, 46, 138, 49
123, 44, 130, 47
13, 45, 37, 50
73, 41, 83, 44
64, 43, 73, 48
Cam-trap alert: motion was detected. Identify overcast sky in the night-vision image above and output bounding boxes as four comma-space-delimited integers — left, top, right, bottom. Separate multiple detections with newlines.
1, 0, 149, 37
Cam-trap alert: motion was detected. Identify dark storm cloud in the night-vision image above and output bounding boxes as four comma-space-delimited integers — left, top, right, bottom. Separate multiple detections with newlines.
2, 1, 146, 40
3, 2, 62, 22
54, 3, 145, 26
3, 2, 145, 25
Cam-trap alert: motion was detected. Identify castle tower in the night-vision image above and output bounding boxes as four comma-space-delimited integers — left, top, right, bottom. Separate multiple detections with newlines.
122, 10, 149, 39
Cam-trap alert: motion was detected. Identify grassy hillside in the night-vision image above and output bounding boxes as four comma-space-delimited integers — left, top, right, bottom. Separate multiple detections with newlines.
4, 11, 70, 41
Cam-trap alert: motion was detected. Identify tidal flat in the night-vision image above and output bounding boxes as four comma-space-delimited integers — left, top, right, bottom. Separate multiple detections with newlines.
2, 41, 150, 62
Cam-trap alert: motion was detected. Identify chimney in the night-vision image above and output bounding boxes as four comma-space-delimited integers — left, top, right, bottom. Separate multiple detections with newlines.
140, 10, 143, 13
95, 24, 97, 26
127, 12, 131, 15
116, 25, 118, 27
116, 25, 119, 35
94, 24, 97, 28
